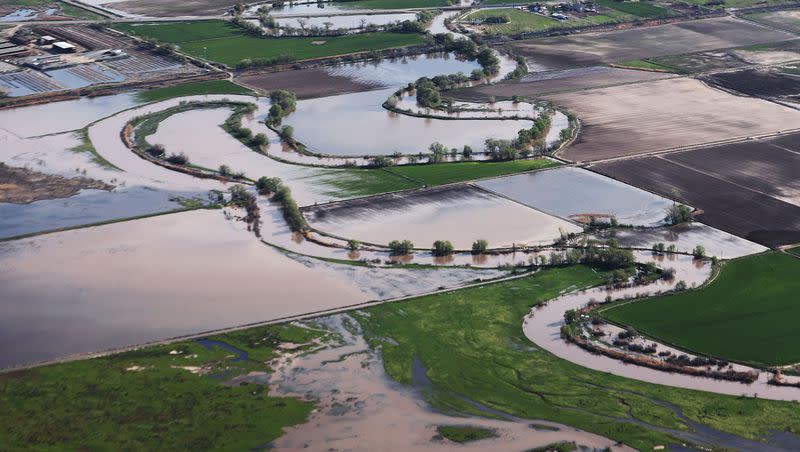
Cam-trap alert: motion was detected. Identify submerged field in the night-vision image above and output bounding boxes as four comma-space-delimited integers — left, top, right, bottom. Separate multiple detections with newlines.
602, 253, 800, 367
113, 21, 426, 67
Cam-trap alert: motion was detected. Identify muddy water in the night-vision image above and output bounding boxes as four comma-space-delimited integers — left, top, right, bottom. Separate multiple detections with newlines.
267, 315, 631, 451
259, 199, 549, 268
589, 223, 768, 259
0, 207, 508, 368
522, 252, 800, 400
304, 185, 582, 248
477, 167, 675, 226
0, 129, 192, 238
284, 88, 530, 156
0, 93, 138, 138
147, 107, 342, 205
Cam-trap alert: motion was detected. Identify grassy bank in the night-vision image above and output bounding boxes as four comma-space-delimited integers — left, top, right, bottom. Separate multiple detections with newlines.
602, 252, 800, 367
0, 324, 319, 450
136, 80, 255, 103
354, 265, 800, 449
114, 21, 425, 67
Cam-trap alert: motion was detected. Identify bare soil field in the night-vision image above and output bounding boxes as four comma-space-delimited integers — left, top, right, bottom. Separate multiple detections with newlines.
0, 163, 113, 204
746, 10, 800, 34
236, 67, 381, 99
593, 135, 800, 247
703, 68, 800, 98
543, 77, 800, 162
448, 66, 673, 101
504, 17, 797, 70
98, 0, 242, 17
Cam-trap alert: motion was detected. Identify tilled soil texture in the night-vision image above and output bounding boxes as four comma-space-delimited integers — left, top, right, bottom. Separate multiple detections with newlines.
504, 17, 797, 70
593, 134, 800, 247
0, 163, 114, 204
448, 66, 673, 101
236, 67, 384, 100
99, 0, 244, 17
703, 68, 800, 98
542, 77, 800, 162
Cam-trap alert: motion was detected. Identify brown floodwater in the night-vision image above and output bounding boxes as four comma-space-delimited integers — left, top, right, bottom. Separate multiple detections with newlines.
0, 207, 509, 369
303, 185, 582, 248
267, 315, 633, 451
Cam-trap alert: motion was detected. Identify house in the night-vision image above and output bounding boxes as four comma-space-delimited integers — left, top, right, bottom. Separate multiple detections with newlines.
52, 42, 76, 53
38, 35, 57, 46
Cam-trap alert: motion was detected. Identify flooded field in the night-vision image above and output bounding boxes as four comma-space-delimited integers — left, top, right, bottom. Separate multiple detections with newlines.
477, 167, 674, 226
147, 106, 344, 205
303, 185, 581, 248
546, 78, 800, 162
285, 88, 530, 156
0, 208, 505, 368
589, 223, 767, 259
267, 315, 627, 451
0, 92, 139, 138
505, 17, 796, 70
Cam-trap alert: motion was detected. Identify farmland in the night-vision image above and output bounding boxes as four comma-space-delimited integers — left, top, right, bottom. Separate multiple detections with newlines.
450, 66, 672, 100
113, 21, 426, 67
746, 10, 800, 34
593, 133, 800, 247
136, 80, 255, 103
504, 17, 796, 70
544, 77, 800, 162
458, 7, 640, 35
386, 158, 559, 186
601, 252, 800, 367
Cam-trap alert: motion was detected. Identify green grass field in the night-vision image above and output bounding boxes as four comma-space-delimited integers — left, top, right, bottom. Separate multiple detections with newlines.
460, 8, 634, 34
355, 265, 800, 449
0, 324, 319, 450
114, 21, 425, 67
386, 158, 558, 186
312, 159, 559, 199
136, 80, 255, 103
603, 252, 800, 367
436, 425, 497, 443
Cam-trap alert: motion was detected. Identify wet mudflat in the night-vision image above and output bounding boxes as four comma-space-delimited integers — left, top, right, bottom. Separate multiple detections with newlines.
594, 151, 800, 247
303, 184, 582, 248
476, 167, 673, 226
504, 17, 797, 70
0, 163, 112, 204
545, 78, 800, 162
